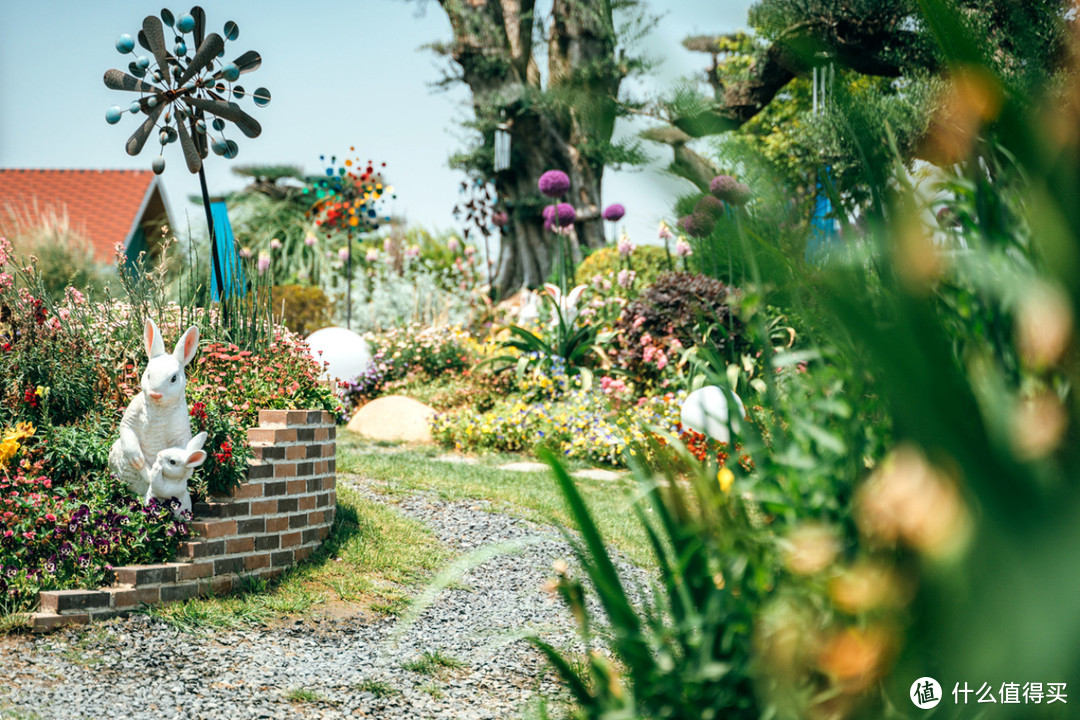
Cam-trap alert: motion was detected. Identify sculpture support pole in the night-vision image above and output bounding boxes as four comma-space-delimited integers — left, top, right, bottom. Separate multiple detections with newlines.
198, 165, 229, 326
346, 241, 352, 330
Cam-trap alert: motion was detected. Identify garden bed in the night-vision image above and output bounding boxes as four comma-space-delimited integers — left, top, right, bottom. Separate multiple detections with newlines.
29, 409, 336, 632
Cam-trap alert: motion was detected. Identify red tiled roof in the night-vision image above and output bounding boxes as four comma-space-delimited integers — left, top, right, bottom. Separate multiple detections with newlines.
0, 169, 170, 262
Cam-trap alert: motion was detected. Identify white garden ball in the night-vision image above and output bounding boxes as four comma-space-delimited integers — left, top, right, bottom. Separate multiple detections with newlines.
680, 386, 747, 444
305, 327, 372, 383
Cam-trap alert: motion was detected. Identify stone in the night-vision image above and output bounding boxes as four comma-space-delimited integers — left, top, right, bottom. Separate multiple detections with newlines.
306, 326, 372, 383
346, 396, 436, 443
572, 468, 624, 482
679, 385, 746, 444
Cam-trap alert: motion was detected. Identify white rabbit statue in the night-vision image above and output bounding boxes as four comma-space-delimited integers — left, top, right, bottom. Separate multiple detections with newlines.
145, 432, 207, 519
108, 319, 200, 498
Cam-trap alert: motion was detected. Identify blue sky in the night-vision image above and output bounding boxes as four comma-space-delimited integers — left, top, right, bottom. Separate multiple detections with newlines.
0, 0, 754, 249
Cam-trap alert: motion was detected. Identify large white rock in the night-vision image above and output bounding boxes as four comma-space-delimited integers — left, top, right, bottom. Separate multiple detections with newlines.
680, 386, 746, 444
306, 326, 372, 383
346, 395, 436, 443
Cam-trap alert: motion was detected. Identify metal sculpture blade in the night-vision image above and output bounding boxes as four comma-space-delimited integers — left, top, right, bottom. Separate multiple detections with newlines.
124, 103, 166, 156
141, 16, 173, 79
184, 96, 262, 138
192, 6, 206, 48
175, 117, 203, 173
104, 68, 160, 94
176, 32, 224, 87
232, 50, 261, 74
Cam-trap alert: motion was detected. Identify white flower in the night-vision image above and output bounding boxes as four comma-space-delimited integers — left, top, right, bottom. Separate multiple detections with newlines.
675, 237, 693, 257
543, 283, 587, 328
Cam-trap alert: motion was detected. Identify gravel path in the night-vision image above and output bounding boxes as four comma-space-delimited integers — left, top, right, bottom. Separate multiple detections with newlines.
0, 476, 643, 720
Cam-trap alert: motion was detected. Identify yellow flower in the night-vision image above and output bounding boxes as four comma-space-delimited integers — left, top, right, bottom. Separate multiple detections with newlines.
0, 422, 35, 470
717, 467, 735, 493
35, 385, 49, 398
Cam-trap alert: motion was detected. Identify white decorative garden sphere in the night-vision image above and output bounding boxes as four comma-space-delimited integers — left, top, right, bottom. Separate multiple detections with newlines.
306, 327, 372, 383
680, 386, 746, 444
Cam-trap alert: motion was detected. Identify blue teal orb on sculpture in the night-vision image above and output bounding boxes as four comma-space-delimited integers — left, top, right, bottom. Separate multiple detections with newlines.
174, 40, 187, 56
116, 34, 135, 54
151, 156, 166, 175
176, 13, 195, 33
252, 87, 271, 107
224, 21, 239, 41
136, 55, 150, 70
129, 101, 142, 114
211, 138, 228, 156
221, 63, 240, 82
106, 106, 123, 124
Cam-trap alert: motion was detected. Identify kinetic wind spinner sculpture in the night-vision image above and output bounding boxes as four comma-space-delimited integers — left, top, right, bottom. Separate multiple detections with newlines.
104, 7, 269, 175
103, 6, 270, 307
303, 150, 394, 328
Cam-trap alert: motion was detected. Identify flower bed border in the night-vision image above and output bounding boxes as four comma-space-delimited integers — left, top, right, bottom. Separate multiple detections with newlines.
29, 409, 337, 632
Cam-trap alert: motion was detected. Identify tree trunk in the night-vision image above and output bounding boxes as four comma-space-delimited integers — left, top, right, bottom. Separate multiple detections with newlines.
435, 0, 625, 297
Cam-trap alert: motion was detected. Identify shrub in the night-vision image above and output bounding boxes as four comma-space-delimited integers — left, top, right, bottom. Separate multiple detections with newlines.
614, 273, 745, 388
577, 245, 670, 289
188, 401, 252, 498
271, 284, 332, 336
0, 204, 107, 299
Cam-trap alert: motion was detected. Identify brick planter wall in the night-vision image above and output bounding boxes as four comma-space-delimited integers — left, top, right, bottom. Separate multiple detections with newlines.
30, 410, 336, 633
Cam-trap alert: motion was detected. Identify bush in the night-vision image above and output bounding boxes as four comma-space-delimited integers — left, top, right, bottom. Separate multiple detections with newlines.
614, 272, 745, 388
271, 284, 332, 336
577, 245, 670, 289
0, 204, 107, 299
188, 401, 252, 498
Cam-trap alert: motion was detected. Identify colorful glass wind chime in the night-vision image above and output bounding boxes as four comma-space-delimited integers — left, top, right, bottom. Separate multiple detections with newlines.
102, 6, 270, 308
303, 150, 394, 329
806, 60, 839, 262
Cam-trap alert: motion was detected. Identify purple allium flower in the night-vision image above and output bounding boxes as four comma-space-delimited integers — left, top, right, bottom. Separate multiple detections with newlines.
538, 170, 571, 198
682, 213, 716, 238
493, 211, 509, 227
709, 175, 752, 205
603, 203, 625, 222
694, 195, 726, 220
555, 203, 576, 227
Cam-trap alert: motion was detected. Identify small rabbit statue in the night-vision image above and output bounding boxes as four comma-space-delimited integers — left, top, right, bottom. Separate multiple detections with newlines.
145, 432, 207, 519
108, 319, 200, 498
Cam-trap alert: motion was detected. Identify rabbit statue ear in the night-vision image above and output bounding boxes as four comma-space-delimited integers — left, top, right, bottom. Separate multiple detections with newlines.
173, 326, 200, 367
144, 319, 166, 358
185, 449, 207, 469
187, 431, 208, 452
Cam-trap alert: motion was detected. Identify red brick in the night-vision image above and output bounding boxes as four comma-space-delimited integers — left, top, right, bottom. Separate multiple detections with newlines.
322, 443, 334, 458
266, 516, 289, 533
274, 462, 297, 478
317, 524, 331, 541
314, 427, 330, 441
313, 460, 328, 474
287, 410, 311, 425
105, 585, 161, 609
321, 476, 335, 491
250, 499, 277, 515
228, 483, 263, 500
248, 427, 298, 444
258, 409, 291, 427
244, 553, 271, 572
286, 444, 307, 460
295, 545, 313, 562
189, 519, 237, 539
176, 561, 214, 581
298, 495, 316, 511
201, 575, 234, 596
286, 479, 306, 495
308, 510, 325, 526
280, 531, 302, 548
31, 612, 88, 633
226, 536, 255, 554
